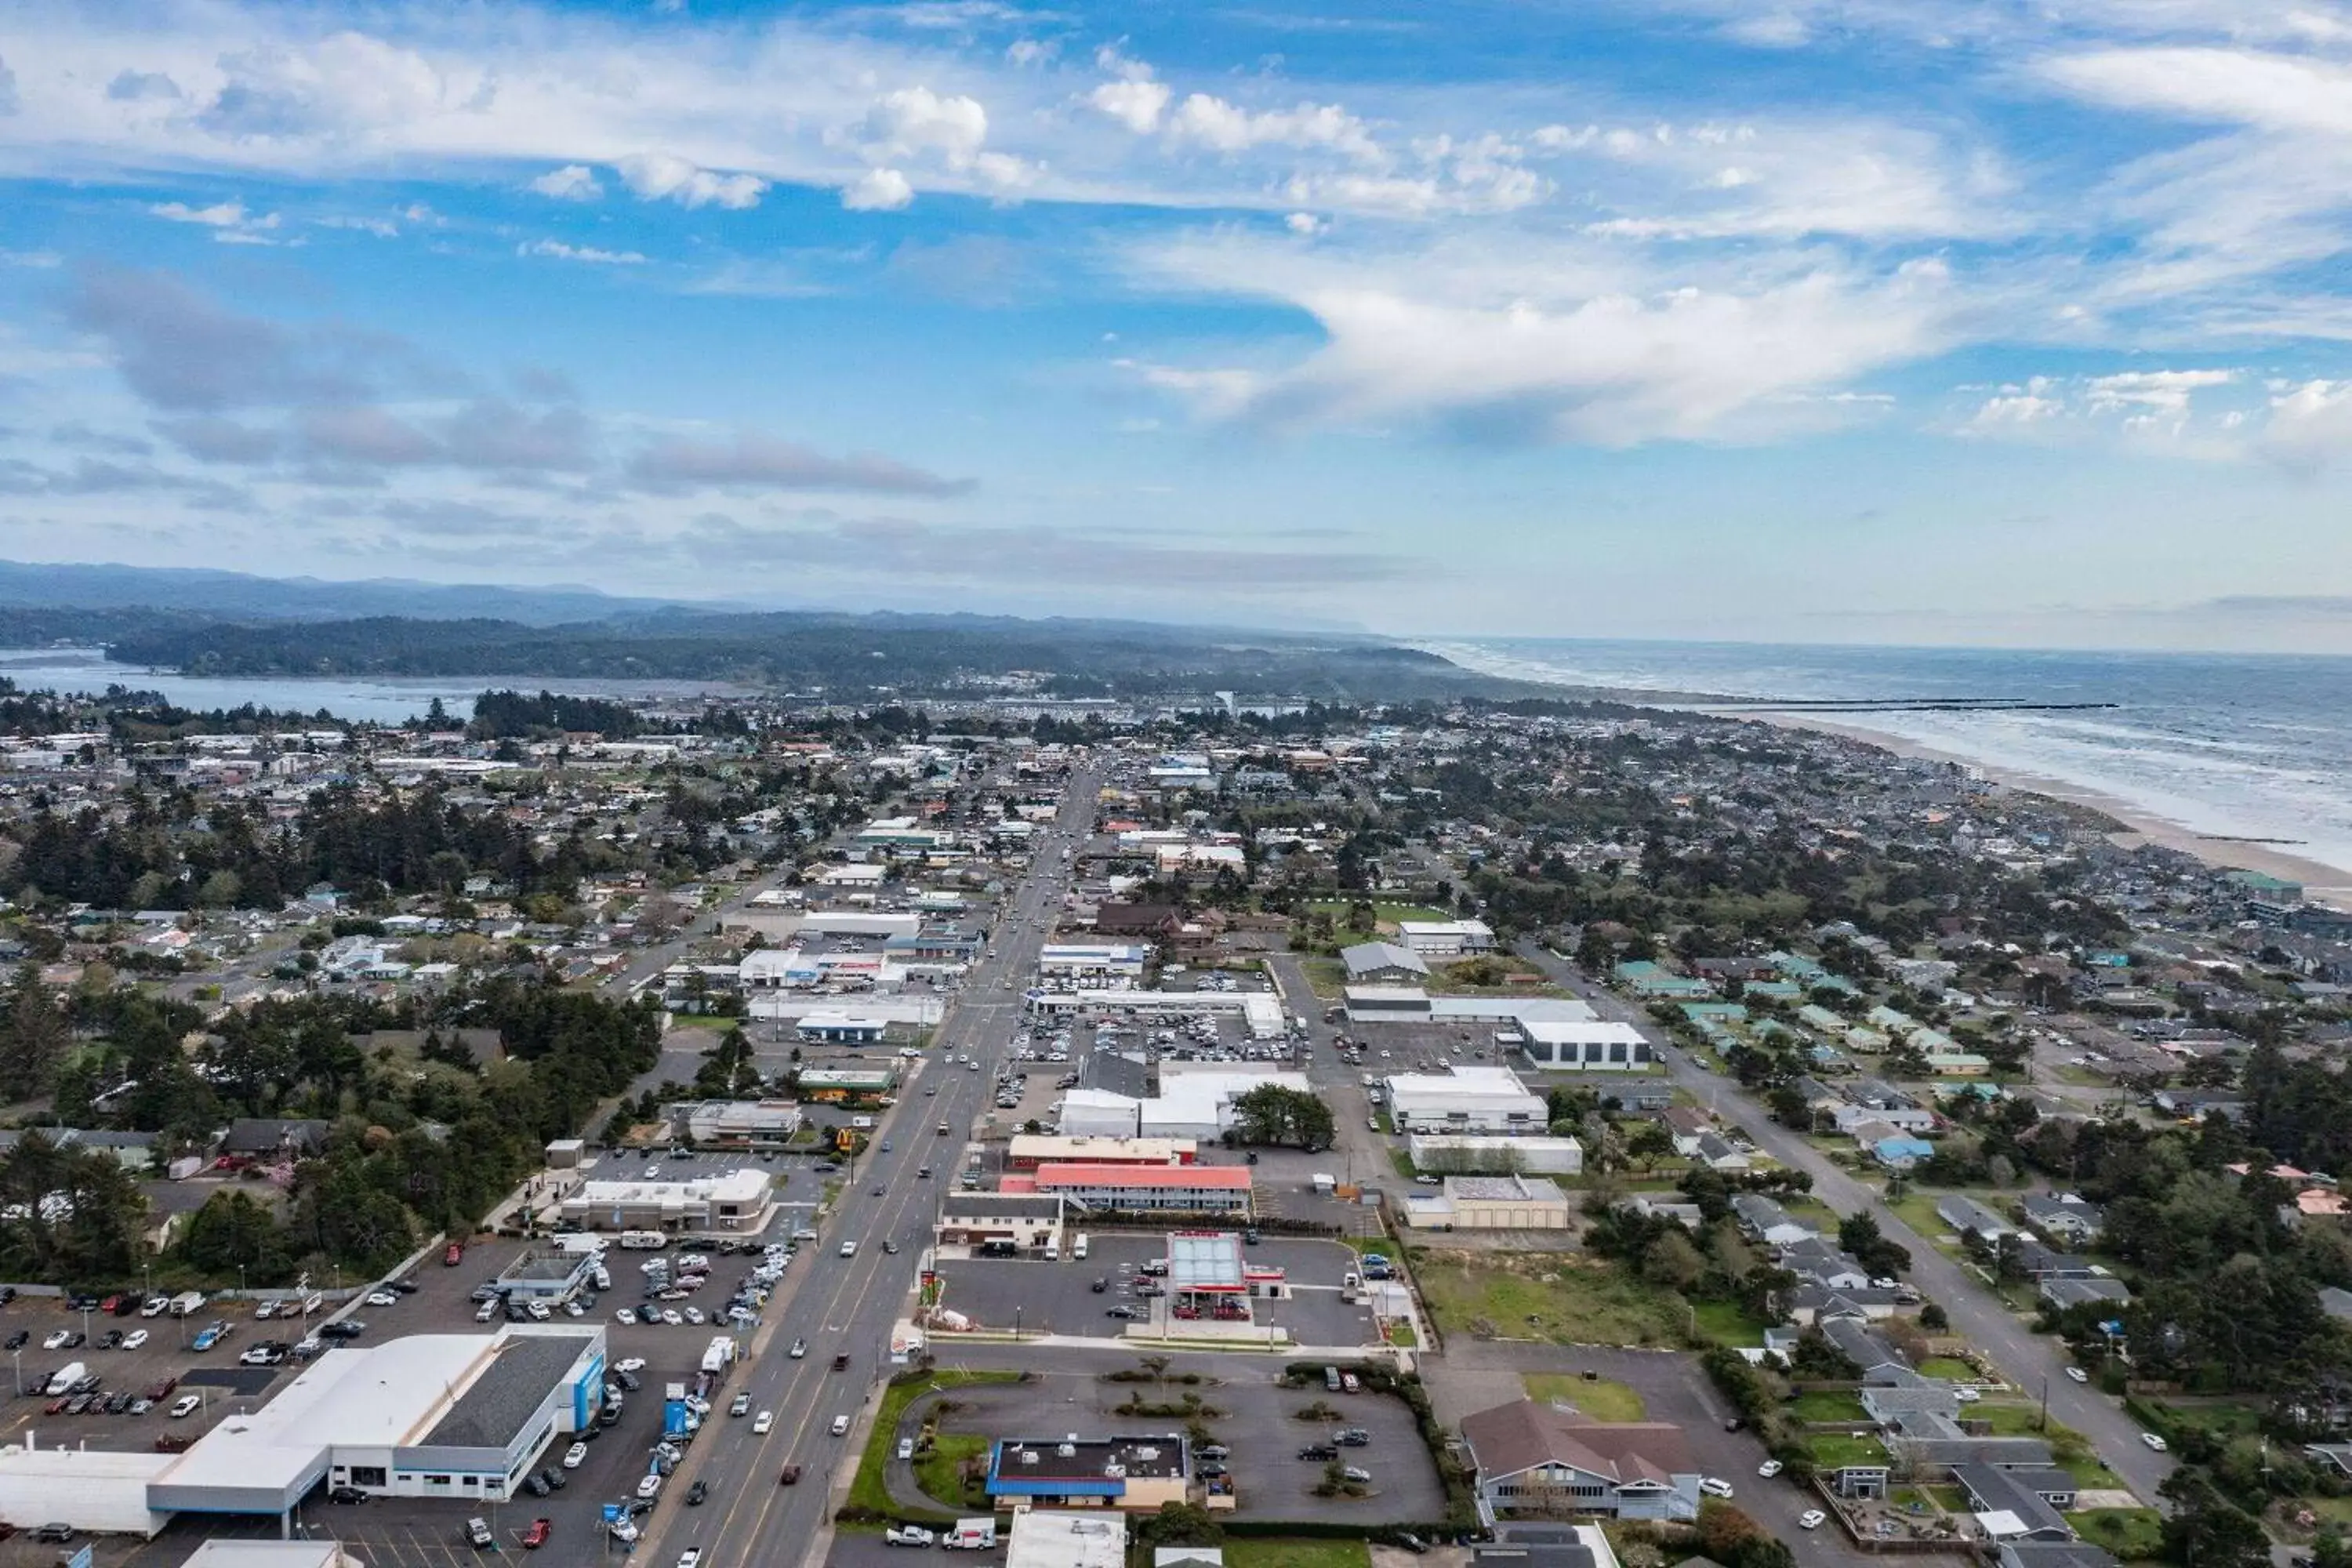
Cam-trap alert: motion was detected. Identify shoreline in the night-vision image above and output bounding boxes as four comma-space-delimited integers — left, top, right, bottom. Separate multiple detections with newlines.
1755, 713, 2352, 910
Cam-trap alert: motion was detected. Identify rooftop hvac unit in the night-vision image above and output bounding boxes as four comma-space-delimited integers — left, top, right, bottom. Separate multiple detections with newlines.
1057, 1443, 1077, 1457
1134, 1446, 1160, 1461
1019, 1450, 1040, 1465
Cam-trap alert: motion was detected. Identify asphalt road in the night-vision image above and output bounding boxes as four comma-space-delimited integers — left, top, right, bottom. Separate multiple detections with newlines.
1508, 940, 2176, 1507
633, 768, 1098, 1568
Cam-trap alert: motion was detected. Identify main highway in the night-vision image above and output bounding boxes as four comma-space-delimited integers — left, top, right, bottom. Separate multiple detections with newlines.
639, 763, 1097, 1568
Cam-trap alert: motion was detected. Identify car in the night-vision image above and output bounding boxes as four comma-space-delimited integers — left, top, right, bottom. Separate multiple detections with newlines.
608, 1520, 641, 1545
1798, 1510, 1827, 1530
615, 1357, 646, 1373
320, 1319, 365, 1341
522, 1473, 550, 1498
840, 1241, 858, 1258
1412, 1173, 1439, 1185
679, 1550, 703, 1568
683, 1306, 706, 1325
898, 1437, 915, 1461
1334, 1427, 1370, 1446
327, 1486, 368, 1504
635, 1472, 665, 1500
100, 1330, 123, 1349
122, 1330, 147, 1350
1700, 1478, 1735, 1499
1341, 1466, 1372, 1483
870, 1185, 885, 1196
685, 1479, 708, 1506
563, 1443, 587, 1469
887, 1526, 937, 1547
731, 1392, 753, 1417
540, 1467, 566, 1492
523, 1519, 551, 1550
1298, 1444, 1339, 1461
444, 1243, 466, 1267
916, 1166, 932, 1178
1091, 1277, 1109, 1293
169, 1394, 201, 1418
830, 1414, 851, 1436
1105, 1306, 1139, 1319
41, 1330, 70, 1352
466, 1518, 495, 1549
31, 1523, 74, 1544
1, 1332, 22, 1352
753, 1410, 774, 1435
140, 1295, 169, 1317
615, 1308, 637, 1325
2143, 1432, 2169, 1451
790, 1338, 808, 1359
64, 1394, 92, 1415
882, 1240, 899, 1254
143, 1377, 176, 1401
779, 1464, 803, 1486
191, 1327, 227, 1352
2066, 1366, 2090, 1384
1757, 1459, 1783, 1479
365, 1290, 397, 1307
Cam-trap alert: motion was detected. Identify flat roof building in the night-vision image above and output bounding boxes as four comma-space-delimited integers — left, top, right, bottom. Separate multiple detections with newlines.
1385, 1066, 1548, 1136
557, 1168, 771, 1232
1021, 1163, 1253, 1218
1007, 1134, 1194, 1171
1403, 1173, 1574, 1231
986, 1435, 1191, 1511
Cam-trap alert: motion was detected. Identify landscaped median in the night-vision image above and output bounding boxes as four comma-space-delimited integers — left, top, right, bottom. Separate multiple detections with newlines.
838, 1366, 1025, 1526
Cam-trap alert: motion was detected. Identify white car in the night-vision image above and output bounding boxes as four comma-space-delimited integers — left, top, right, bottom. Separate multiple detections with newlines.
2142, 1432, 2168, 1451
789, 1339, 808, 1359
1954, 1387, 1980, 1403
1798, 1510, 1826, 1530
615, 1308, 637, 1325
609, 1522, 640, 1544
563, 1443, 587, 1469
527, 1301, 552, 1321
662, 1310, 683, 1326
169, 1394, 201, 1419
1757, 1460, 1782, 1479
753, 1411, 774, 1435
840, 1241, 858, 1258
830, 1414, 851, 1436
683, 1306, 705, 1325
2065, 1366, 2089, 1384
615, 1357, 646, 1374
42, 1330, 70, 1351
678, 1551, 702, 1568
365, 1290, 397, 1307
121, 1330, 147, 1351
635, 1472, 665, 1500
1700, 1477, 1734, 1499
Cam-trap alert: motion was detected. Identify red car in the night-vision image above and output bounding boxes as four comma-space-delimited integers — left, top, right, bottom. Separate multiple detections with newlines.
779, 1465, 802, 1486
443, 1242, 465, 1267
522, 1519, 550, 1550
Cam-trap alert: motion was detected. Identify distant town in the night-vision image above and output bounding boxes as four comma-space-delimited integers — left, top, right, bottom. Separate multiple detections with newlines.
0, 678, 2330, 1568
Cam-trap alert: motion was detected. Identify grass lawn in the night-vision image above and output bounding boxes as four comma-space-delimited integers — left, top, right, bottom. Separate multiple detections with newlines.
1307, 900, 1456, 929
911, 1434, 990, 1511
1916, 1356, 1978, 1381
2136, 1398, 2267, 1445
1689, 1298, 1771, 1348
1385, 1319, 1419, 1348
1885, 1190, 1963, 1244
2069, 1508, 2165, 1559
1789, 1389, 1867, 1423
1223, 1542, 1370, 1568
1525, 1374, 1647, 1422
1415, 1250, 1690, 1348
1301, 957, 1348, 998
1972, 1402, 2049, 1436
1809, 1433, 1889, 1468
1923, 1484, 1966, 1512
847, 1369, 1022, 1519
1387, 1148, 1417, 1180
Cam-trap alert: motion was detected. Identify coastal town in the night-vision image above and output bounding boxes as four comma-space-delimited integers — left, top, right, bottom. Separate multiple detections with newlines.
0, 681, 2336, 1568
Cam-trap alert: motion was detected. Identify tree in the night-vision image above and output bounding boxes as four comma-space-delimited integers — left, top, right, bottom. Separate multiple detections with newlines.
1227, 1084, 1336, 1150
0, 964, 68, 1101
1642, 1230, 1707, 1290
2159, 1469, 2270, 1568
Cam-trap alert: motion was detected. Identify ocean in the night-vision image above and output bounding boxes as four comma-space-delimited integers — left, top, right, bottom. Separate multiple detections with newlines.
1435, 638, 2352, 880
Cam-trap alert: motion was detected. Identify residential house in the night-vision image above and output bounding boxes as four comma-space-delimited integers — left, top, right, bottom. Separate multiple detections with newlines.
221, 1119, 332, 1159
1691, 1131, 1751, 1172
2010, 1240, 2097, 1281
1935, 1195, 2016, 1245
1730, 1194, 1817, 1248
1660, 1106, 1713, 1157
1779, 1239, 1871, 1291
1822, 1319, 1920, 1385
2020, 1193, 2104, 1245
1954, 1463, 2076, 1544
2039, 1276, 2132, 1312
1461, 1399, 1702, 1523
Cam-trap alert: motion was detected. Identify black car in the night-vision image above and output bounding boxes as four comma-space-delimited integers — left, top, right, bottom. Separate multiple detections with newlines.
327, 1486, 368, 1504
1298, 1444, 1339, 1461
100, 1330, 123, 1349
522, 1473, 550, 1498
390, 1279, 419, 1294
615, 1370, 641, 1392
685, 1479, 709, 1506
3, 1331, 25, 1352
1197, 1461, 1229, 1479
31, 1523, 73, 1543
319, 1320, 365, 1341
539, 1467, 567, 1491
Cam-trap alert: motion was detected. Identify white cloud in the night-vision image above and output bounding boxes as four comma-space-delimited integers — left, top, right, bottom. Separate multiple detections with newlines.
1088, 77, 1171, 134
1724, 12, 1810, 46
150, 199, 272, 229
1285, 211, 1326, 235
528, 164, 604, 201
1167, 93, 1381, 164
842, 167, 915, 210
1004, 39, 1055, 67
518, 238, 648, 264
862, 85, 989, 168
2261, 379, 2352, 472
615, 152, 768, 209
2041, 46, 2352, 136
2085, 368, 2235, 416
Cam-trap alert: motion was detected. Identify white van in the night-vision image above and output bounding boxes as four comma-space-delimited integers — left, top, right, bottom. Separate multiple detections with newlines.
1043, 1238, 1058, 1261
1071, 1234, 1090, 1261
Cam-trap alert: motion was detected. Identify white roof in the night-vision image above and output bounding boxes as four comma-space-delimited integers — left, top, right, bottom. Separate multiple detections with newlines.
1523, 1019, 1648, 1046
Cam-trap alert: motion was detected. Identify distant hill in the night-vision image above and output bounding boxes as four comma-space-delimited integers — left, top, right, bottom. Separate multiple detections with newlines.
0, 561, 680, 626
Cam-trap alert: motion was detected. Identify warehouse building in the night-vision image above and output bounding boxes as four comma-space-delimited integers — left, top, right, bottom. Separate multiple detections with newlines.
0, 1328, 607, 1536
1341, 942, 1429, 984
1384, 1067, 1550, 1135
1396, 920, 1496, 956
1408, 1133, 1584, 1176
1054, 1071, 1311, 1142
1402, 1174, 1575, 1231
796, 1011, 888, 1044
796, 1065, 899, 1102
1519, 1021, 1654, 1071
1026, 989, 1286, 1040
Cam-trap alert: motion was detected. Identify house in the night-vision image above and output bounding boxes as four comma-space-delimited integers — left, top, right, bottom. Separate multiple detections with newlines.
1472, 1525, 1621, 1568
1955, 1463, 2075, 1543
1730, 1194, 1818, 1247
2039, 1276, 2132, 1312
2010, 1240, 2096, 1281
1935, 1195, 2016, 1245
1341, 942, 1430, 985
1691, 1132, 1751, 1172
2020, 1192, 2105, 1245
1871, 1133, 1935, 1171
221, 1119, 331, 1159
1661, 1106, 1713, 1157
1779, 1239, 1871, 1292
1461, 1399, 1702, 1522
1094, 903, 1185, 939
1822, 1319, 1919, 1385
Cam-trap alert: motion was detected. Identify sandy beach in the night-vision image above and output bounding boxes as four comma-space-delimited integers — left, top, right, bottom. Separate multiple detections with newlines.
1759, 713, 2352, 910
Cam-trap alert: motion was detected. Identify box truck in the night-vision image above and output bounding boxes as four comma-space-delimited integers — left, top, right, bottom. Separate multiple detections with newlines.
45, 1361, 86, 1396
169, 1290, 207, 1318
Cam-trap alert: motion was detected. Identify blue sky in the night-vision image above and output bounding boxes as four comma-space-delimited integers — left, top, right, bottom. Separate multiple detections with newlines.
6, 0, 2352, 648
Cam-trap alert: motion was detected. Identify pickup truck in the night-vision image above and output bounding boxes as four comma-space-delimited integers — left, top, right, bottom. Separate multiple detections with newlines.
886, 1526, 937, 1547
464, 1518, 494, 1549
522, 1519, 551, 1550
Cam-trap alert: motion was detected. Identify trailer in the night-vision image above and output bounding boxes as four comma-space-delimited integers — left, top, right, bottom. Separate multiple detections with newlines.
550, 1233, 606, 1258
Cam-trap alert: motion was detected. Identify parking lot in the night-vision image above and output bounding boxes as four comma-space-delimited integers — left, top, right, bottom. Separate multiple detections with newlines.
905, 1363, 1446, 1523
932, 1233, 1378, 1346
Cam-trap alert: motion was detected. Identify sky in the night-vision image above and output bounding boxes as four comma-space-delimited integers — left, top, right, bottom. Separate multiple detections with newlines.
8, 0, 2352, 649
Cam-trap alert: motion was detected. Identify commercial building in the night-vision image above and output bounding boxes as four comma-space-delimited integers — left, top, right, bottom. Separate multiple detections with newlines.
1026, 988, 1285, 1040
557, 1168, 772, 1232
1007, 1134, 1195, 1171
1011, 1162, 1253, 1218
985, 1436, 1192, 1511
1519, 1021, 1653, 1071
681, 1099, 804, 1147
1038, 945, 1150, 982
1007, 1510, 1130, 1568
797, 1065, 899, 1102
796, 1011, 888, 1044
1408, 1134, 1583, 1176
1055, 1070, 1312, 1142
935, 1193, 1066, 1251
1396, 920, 1496, 956
1403, 1174, 1575, 1231
0, 1328, 608, 1536
1461, 1399, 1701, 1523
1341, 942, 1430, 984
1384, 1067, 1549, 1136
493, 1250, 598, 1302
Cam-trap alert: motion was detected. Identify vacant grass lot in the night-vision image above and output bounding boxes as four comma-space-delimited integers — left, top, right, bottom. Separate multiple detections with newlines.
2069, 1508, 2165, 1559
1414, 1250, 1688, 1348
912, 1434, 989, 1511
1789, 1389, 1867, 1423
1525, 1374, 1647, 1422
1690, 1298, 1772, 1348
848, 1369, 1022, 1519
1223, 1542, 1370, 1568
